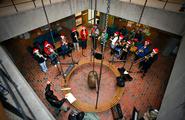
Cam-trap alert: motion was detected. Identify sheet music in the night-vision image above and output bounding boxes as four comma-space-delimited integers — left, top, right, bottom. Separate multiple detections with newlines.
65, 93, 76, 104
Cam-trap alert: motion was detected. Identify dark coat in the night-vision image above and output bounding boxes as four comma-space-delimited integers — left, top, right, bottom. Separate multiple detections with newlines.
71, 31, 79, 43
45, 84, 66, 108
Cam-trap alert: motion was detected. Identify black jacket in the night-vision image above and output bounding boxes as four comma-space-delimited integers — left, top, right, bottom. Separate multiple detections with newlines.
71, 31, 79, 43
45, 84, 66, 108
33, 54, 45, 64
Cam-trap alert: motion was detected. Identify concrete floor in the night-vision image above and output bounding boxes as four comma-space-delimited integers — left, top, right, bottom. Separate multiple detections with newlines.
2, 26, 175, 119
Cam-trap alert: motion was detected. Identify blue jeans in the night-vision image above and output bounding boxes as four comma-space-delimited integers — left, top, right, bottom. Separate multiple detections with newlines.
39, 61, 48, 73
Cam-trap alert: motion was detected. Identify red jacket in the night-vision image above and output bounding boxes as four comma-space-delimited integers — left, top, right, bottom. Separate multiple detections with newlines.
44, 44, 54, 55
80, 29, 88, 41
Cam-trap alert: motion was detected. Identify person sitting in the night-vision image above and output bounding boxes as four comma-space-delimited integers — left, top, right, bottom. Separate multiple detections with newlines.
110, 31, 119, 54
120, 40, 132, 61
43, 41, 59, 67
117, 34, 125, 46
58, 35, 71, 59
45, 81, 70, 116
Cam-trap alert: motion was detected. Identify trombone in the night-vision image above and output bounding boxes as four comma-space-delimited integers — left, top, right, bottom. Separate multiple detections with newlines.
133, 53, 152, 65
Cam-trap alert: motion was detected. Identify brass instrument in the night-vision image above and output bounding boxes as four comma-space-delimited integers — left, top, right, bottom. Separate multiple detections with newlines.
135, 47, 144, 55
133, 53, 152, 64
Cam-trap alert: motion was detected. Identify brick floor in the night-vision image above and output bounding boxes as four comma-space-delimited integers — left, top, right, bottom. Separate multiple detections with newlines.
2, 27, 175, 120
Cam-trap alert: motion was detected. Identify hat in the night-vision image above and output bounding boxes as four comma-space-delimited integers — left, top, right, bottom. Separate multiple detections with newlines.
82, 26, 86, 29
72, 28, 76, 32
60, 34, 65, 39
44, 41, 50, 47
145, 38, 151, 44
47, 81, 51, 84
127, 40, 131, 44
133, 38, 138, 42
33, 48, 39, 54
153, 48, 159, 54
114, 32, 119, 35
119, 35, 124, 39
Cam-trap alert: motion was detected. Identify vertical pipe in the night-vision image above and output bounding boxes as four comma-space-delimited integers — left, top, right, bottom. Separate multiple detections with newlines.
138, 0, 147, 24
94, 0, 97, 25
95, 0, 111, 109
41, 0, 55, 43
10, 0, 18, 12
49, 0, 52, 4
163, 0, 168, 9
92, 0, 97, 73
91, 0, 93, 24
32, 0, 36, 8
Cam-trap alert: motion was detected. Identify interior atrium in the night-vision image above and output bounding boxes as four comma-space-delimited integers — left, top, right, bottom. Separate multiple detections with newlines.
0, 0, 185, 120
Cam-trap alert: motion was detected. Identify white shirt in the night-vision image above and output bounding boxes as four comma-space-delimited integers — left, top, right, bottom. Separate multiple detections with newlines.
111, 36, 118, 45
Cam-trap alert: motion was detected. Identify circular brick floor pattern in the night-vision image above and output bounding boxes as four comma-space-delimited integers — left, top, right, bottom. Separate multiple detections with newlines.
66, 60, 124, 112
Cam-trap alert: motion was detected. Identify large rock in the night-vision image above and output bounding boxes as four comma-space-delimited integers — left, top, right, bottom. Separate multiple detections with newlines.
88, 71, 98, 89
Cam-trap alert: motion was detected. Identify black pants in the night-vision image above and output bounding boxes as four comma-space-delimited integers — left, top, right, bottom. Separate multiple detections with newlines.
120, 51, 128, 60
81, 41, 87, 49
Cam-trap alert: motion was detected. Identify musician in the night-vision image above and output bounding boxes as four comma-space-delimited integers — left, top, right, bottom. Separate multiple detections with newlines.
110, 31, 119, 54
91, 24, 100, 50
99, 30, 109, 51
120, 40, 131, 61
43, 41, 59, 67
80, 26, 88, 49
139, 48, 159, 78
45, 81, 70, 116
134, 39, 150, 61
59, 35, 71, 59
33, 48, 48, 73
117, 34, 125, 46
70, 28, 79, 51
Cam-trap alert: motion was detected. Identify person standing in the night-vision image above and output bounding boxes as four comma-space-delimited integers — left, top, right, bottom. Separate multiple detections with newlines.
80, 26, 88, 50
99, 30, 109, 52
135, 39, 151, 61
139, 48, 159, 78
91, 24, 100, 50
70, 28, 80, 51
33, 48, 48, 73
59, 35, 71, 59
